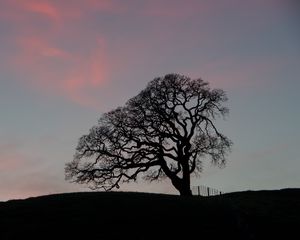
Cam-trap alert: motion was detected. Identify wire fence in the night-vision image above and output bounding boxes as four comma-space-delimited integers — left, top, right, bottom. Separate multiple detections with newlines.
192, 185, 223, 197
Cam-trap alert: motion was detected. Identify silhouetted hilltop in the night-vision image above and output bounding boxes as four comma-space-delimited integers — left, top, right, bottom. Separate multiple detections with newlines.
0, 189, 299, 240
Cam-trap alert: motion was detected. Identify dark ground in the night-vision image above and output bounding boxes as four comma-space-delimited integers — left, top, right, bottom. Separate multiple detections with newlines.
0, 188, 299, 240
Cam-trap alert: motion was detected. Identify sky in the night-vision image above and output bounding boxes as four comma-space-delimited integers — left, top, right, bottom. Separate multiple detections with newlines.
0, 0, 299, 201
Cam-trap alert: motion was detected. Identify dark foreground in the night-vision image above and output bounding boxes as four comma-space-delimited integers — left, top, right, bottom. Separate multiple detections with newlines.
0, 189, 299, 240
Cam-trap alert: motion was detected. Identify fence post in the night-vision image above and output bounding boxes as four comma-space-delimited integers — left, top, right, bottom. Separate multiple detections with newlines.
193, 185, 223, 197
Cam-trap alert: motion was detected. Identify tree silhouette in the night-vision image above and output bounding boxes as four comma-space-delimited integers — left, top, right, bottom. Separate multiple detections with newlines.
65, 74, 232, 196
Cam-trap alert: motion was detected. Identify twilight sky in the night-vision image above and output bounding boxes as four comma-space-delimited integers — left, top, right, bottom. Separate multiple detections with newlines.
0, 0, 299, 201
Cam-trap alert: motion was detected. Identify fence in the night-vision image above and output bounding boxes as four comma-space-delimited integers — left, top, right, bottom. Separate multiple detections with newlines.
192, 185, 223, 197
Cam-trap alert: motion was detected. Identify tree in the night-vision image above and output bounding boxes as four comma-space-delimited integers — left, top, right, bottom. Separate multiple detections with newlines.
65, 74, 232, 196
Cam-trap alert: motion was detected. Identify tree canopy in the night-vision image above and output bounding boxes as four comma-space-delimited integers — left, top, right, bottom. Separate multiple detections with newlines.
65, 74, 232, 196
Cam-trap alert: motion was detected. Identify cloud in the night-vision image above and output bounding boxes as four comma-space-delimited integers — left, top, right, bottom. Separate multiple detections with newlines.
13, 36, 109, 108
24, 1, 60, 22
0, 0, 121, 108
17, 36, 70, 60
1, 0, 124, 21
0, 140, 45, 174
0, 140, 85, 201
0, 142, 27, 171
61, 41, 109, 107
1, 0, 293, 108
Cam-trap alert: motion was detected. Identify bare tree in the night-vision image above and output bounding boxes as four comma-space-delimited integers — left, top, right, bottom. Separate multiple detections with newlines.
65, 74, 232, 196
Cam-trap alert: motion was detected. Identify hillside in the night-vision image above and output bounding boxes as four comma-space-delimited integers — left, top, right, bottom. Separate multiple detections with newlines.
0, 189, 299, 240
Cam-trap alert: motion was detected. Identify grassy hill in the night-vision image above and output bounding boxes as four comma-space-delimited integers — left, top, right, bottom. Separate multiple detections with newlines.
0, 189, 299, 240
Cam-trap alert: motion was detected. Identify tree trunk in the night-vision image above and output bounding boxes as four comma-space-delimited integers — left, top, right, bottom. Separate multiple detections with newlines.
161, 156, 192, 196
170, 164, 192, 196
179, 179, 192, 196
180, 161, 192, 196
171, 178, 192, 196
178, 185, 192, 196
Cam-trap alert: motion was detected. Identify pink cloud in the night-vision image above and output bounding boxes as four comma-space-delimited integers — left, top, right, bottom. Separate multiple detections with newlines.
25, 1, 60, 21
0, 159, 84, 201
0, 139, 82, 201
0, 143, 27, 171
0, 0, 58, 25
0, 138, 87, 201
0, 155, 26, 171
17, 36, 70, 60
0, 179, 84, 201
9, 33, 109, 108
61, 39, 109, 107
2, 0, 286, 108
0, 0, 118, 108
0, 0, 125, 25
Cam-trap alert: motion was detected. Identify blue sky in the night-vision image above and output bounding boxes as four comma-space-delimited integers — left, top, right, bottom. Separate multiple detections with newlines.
0, 0, 299, 200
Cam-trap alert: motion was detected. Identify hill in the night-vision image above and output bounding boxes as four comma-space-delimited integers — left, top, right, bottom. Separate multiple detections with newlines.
0, 189, 299, 240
